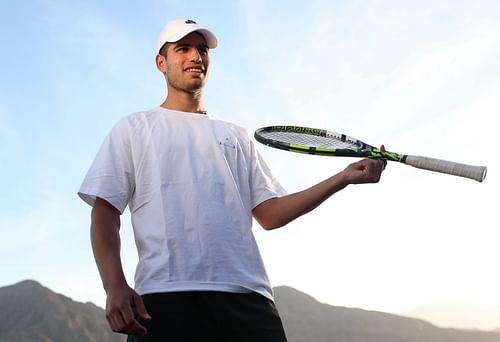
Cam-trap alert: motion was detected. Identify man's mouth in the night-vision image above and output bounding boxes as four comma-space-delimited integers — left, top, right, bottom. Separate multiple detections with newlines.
185, 67, 204, 74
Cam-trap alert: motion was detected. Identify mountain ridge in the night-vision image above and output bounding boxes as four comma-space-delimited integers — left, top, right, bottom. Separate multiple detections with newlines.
0, 280, 124, 342
1, 280, 500, 342
274, 285, 500, 342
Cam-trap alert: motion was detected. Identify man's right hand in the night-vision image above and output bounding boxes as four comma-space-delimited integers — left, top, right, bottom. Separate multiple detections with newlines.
105, 283, 151, 336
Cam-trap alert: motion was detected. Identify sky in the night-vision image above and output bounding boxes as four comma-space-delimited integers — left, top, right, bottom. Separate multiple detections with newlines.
1, 0, 499, 317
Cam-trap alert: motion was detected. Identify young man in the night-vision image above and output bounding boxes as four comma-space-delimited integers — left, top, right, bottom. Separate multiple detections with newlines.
78, 19, 386, 341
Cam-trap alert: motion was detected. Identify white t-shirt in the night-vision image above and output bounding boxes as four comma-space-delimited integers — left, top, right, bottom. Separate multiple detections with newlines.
78, 107, 286, 300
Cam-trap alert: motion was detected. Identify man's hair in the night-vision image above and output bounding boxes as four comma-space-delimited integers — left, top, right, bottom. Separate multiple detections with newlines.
159, 43, 170, 58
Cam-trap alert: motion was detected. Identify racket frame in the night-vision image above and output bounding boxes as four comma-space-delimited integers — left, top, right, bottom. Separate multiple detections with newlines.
254, 125, 486, 182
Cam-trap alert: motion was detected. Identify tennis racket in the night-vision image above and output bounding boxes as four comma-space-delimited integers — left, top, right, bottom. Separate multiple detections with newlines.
254, 125, 487, 182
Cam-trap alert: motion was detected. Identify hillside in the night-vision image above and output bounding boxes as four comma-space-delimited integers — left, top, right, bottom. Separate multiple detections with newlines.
0, 280, 125, 342
274, 286, 500, 342
1, 280, 499, 342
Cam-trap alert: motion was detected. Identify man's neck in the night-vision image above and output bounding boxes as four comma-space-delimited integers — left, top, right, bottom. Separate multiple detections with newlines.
161, 91, 206, 114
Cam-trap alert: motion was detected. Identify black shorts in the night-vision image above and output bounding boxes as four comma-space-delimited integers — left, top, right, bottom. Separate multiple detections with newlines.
127, 291, 288, 342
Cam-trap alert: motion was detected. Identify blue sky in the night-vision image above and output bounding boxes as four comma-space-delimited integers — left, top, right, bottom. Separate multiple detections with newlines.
1, 0, 499, 316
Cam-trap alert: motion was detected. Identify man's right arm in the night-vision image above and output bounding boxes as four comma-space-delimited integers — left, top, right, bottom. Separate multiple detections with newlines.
90, 197, 150, 336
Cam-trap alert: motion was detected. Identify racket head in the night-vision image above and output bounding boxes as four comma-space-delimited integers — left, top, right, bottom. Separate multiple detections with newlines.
254, 125, 376, 157
255, 125, 486, 182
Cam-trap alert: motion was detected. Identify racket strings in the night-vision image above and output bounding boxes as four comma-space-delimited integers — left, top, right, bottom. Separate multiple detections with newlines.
261, 131, 358, 149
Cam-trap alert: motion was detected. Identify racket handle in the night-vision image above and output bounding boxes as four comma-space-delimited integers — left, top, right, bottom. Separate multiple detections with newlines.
404, 155, 487, 182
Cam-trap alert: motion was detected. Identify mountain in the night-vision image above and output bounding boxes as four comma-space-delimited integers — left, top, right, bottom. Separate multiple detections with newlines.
0, 280, 125, 342
274, 286, 500, 342
1, 280, 500, 342
402, 303, 500, 331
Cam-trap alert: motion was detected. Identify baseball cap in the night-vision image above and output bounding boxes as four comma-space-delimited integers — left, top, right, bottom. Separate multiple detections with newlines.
156, 19, 218, 54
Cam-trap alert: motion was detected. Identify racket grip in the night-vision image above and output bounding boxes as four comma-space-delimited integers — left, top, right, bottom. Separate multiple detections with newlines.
404, 155, 487, 182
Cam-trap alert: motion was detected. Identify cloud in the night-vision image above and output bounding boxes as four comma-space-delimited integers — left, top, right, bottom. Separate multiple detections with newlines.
394, 30, 500, 90
387, 85, 500, 167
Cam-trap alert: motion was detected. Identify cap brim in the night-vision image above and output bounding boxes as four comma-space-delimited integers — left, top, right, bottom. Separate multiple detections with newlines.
196, 28, 217, 49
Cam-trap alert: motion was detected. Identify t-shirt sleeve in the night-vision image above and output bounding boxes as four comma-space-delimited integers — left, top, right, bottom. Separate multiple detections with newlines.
78, 119, 135, 214
248, 138, 287, 209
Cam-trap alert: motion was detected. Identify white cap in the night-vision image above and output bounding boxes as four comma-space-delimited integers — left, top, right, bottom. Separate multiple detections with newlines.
156, 19, 218, 54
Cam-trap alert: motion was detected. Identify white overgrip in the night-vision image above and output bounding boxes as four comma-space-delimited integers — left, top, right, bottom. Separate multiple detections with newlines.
404, 155, 487, 182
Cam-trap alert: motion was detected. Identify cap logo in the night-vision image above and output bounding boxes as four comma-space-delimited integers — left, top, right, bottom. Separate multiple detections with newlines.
185, 19, 197, 24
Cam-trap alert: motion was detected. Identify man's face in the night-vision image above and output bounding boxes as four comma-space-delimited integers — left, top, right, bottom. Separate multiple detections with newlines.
162, 32, 210, 94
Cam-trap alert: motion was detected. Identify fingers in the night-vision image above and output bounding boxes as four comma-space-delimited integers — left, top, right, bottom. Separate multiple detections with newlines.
133, 292, 152, 321
105, 288, 150, 336
344, 156, 386, 185
380, 145, 387, 170
107, 305, 148, 336
363, 158, 384, 183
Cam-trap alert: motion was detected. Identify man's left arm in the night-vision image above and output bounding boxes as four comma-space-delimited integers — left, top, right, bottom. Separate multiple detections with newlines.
252, 157, 385, 230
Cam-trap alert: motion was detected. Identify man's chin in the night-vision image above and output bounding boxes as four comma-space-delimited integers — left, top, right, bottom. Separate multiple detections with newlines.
186, 80, 207, 92
168, 79, 207, 93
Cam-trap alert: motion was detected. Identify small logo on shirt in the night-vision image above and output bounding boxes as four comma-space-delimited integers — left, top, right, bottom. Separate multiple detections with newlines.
219, 138, 236, 149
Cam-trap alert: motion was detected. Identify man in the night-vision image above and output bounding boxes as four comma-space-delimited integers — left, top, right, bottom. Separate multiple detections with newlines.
78, 19, 386, 341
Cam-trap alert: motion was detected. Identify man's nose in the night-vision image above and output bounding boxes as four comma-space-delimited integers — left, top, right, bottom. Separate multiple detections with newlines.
189, 48, 202, 62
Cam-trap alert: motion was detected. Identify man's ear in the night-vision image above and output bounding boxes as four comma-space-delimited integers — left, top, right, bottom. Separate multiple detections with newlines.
155, 54, 167, 73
